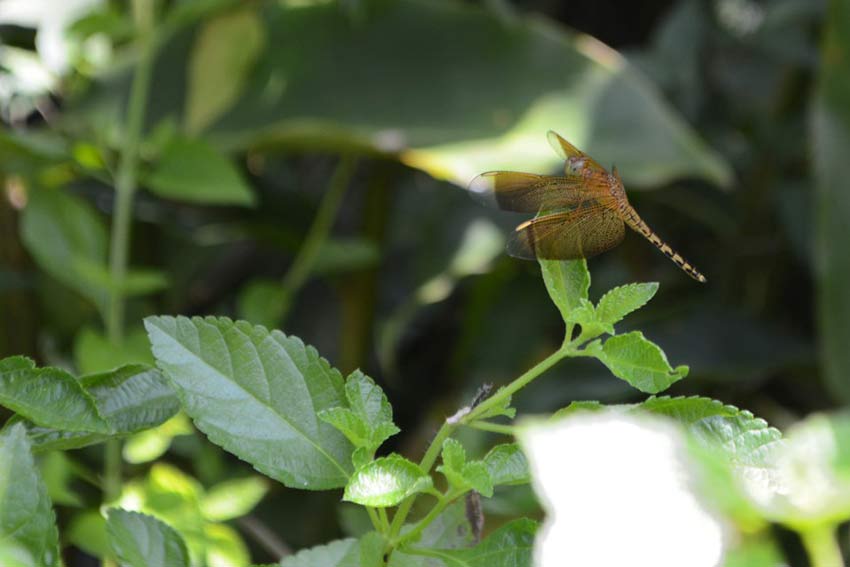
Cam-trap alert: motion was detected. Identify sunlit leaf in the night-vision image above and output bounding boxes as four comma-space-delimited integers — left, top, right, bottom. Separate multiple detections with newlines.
201, 477, 268, 522
344, 454, 432, 507
588, 331, 688, 393
437, 438, 494, 498
539, 259, 590, 326
484, 443, 530, 487
595, 282, 659, 327
144, 316, 353, 489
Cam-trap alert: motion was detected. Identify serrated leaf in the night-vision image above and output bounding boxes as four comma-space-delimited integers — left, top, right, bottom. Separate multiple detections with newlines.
565, 298, 611, 339
0, 359, 109, 433
539, 259, 589, 325
185, 7, 266, 134
592, 331, 688, 394
484, 444, 530, 486
596, 282, 659, 327
279, 533, 384, 567
144, 315, 353, 489
344, 454, 433, 507
475, 393, 516, 420
146, 137, 255, 205
12, 365, 179, 452
0, 424, 61, 567
319, 370, 400, 452
437, 439, 494, 497
106, 509, 189, 567
201, 477, 268, 521
423, 518, 537, 566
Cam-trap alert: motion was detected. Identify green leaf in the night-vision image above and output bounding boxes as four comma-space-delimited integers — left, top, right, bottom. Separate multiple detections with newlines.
123, 413, 193, 464
204, 523, 250, 567
280, 533, 385, 567
390, 501, 476, 566
20, 188, 109, 313
12, 365, 179, 452
539, 259, 590, 325
144, 316, 353, 489
73, 326, 154, 375
38, 451, 83, 507
0, 358, 109, 433
420, 518, 536, 566
319, 370, 400, 454
437, 439, 494, 497
813, 0, 850, 402
483, 443, 530, 486
67, 510, 111, 560
0, 424, 61, 567
344, 454, 433, 507
201, 477, 268, 521
596, 282, 659, 327
106, 509, 190, 567
146, 137, 255, 205
590, 331, 688, 394
236, 279, 290, 330
185, 7, 266, 134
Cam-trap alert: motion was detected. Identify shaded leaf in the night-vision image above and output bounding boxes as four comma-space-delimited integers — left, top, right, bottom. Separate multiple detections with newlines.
417, 518, 536, 566
0, 424, 61, 567
279, 533, 385, 567
144, 316, 353, 489
106, 509, 189, 567
589, 332, 688, 394
484, 443, 530, 486
539, 259, 590, 327
437, 439, 494, 498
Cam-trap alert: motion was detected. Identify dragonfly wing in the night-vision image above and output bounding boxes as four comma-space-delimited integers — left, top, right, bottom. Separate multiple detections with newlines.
507, 205, 625, 260
468, 171, 604, 213
546, 130, 607, 174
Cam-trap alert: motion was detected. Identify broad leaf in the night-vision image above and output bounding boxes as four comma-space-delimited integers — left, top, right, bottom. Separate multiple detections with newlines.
0, 357, 109, 433
279, 533, 385, 567
415, 518, 537, 567
11, 365, 179, 452
145, 137, 254, 205
73, 327, 155, 375
144, 316, 353, 489
589, 331, 688, 393
539, 259, 590, 327
437, 439, 494, 497
344, 454, 432, 507
484, 443, 530, 486
0, 424, 61, 567
595, 282, 659, 327
106, 509, 189, 567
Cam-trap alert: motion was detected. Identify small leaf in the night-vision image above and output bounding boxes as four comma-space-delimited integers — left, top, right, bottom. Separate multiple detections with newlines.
539, 259, 590, 325
437, 439, 494, 497
145, 316, 353, 490
106, 509, 189, 567
0, 360, 109, 433
426, 518, 537, 566
0, 424, 61, 567
483, 443, 530, 486
204, 523, 250, 567
146, 137, 255, 205
566, 298, 611, 339
319, 370, 400, 452
596, 282, 659, 327
344, 454, 433, 507
475, 393, 516, 420
73, 327, 154, 375
201, 477, 268, 521
593, 331, 688, 394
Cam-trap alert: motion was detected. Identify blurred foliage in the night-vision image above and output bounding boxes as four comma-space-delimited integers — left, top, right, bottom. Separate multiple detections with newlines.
0, 0, 846, 564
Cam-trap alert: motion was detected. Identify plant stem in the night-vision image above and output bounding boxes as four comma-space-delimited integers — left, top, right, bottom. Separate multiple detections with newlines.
388, 345, 569, 541
393, 493, 454, 547
801, 525, 845, 567
378, 508, 391, 533
366, 506, 383, 533
468, 420, 515, 435
281, 155, 357, 308
106, 0, 156, 344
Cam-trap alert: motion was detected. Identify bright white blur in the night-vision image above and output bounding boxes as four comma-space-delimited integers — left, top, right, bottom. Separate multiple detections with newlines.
519, 412, 727, 567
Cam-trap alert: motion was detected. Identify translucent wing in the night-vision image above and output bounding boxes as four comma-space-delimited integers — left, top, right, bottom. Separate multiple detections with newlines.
546, 130, 607, 174
468, 171, 608, 213
507, 205, 625, 260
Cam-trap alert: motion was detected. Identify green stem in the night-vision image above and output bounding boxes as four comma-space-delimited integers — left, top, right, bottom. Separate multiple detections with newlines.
378, 508, 391, 533
388, 421, 455, 538
106, 0, 156, 343
801, 525, 845, 567
468, 420, 515, 435
393, 493, 455, 547
365, 507, 383, 533
281, 155, 357, 306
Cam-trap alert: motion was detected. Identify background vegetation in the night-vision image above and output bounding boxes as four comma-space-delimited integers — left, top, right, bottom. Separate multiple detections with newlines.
0, 0, 847, 565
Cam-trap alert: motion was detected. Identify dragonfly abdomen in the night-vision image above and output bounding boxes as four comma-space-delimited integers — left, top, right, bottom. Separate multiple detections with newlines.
622, 210, 707, 283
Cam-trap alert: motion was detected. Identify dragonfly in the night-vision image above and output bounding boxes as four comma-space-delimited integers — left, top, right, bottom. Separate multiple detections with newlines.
468, 130, 707, 283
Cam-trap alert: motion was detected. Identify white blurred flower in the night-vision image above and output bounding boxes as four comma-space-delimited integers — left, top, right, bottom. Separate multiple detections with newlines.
519, 412, 728, 567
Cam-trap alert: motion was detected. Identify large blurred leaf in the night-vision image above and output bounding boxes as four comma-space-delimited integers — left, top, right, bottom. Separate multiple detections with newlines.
0, 424, 61, 567
813, 0, 850, 401
106, 509, 189, 567
144, 316, 353, 489
83, 1, 731, 188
